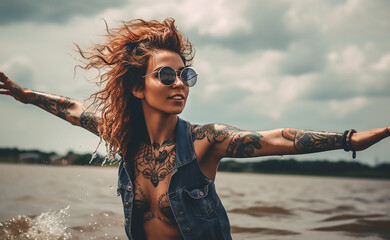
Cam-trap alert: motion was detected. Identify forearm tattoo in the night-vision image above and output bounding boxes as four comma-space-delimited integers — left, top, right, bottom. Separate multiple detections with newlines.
80, 111, 99, 135
192, 124, 263, 158
30, 90, 75, 120
282, 128, 343, 153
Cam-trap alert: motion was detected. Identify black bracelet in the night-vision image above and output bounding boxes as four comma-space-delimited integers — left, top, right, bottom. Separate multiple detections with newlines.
342, 129, 357, 159
348, 129, 357, 159
386, 127, 390, 136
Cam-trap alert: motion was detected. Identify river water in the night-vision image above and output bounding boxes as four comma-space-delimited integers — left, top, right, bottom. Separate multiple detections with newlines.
0, 163, 389, 240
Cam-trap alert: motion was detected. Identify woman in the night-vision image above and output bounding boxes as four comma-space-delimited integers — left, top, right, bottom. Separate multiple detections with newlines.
0, 18, 389, 240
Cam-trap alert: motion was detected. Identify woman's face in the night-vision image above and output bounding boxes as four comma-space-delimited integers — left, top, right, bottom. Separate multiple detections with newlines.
136, 50, 189, 116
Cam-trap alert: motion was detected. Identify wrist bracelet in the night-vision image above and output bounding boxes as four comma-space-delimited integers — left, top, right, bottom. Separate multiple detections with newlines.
342, 129, 357, 159
386, 127, 390, 136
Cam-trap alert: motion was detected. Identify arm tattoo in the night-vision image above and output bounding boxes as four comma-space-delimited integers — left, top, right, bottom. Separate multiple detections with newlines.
191, 124, 233, 143
282, 128, 343, 153
226, 132, 263, 157
80, 111, 99, 135
30, 91, 75, 120
192, 124, 264, 158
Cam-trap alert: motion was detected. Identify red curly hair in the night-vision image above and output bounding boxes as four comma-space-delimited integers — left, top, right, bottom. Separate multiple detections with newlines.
76, 18, 194, 162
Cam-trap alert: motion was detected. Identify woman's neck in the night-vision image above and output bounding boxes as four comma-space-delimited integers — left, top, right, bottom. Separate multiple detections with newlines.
143, 110, 178, 145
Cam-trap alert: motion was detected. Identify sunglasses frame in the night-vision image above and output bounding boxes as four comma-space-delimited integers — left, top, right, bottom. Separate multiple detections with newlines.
143, 66, 197, 87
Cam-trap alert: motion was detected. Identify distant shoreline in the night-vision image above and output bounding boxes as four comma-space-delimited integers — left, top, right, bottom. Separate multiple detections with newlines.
218, 159, 390, 180
1, 147, 389, 180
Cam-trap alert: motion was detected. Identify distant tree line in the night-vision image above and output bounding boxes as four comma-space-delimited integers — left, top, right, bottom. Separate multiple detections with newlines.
0, 148, 109, 166
218, 159, 390, 179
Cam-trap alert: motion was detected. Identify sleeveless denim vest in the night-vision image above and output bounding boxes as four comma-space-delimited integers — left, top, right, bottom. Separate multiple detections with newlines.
117, 117, 232, 240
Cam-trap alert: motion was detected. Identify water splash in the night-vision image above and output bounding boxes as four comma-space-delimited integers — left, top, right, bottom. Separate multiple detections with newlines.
89, 138, 121, 166
89, 138, 103, 164
0, 205, 71, 240
280, 155, 284, 160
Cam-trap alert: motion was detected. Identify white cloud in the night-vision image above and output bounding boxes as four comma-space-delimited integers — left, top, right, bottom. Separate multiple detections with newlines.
327, 45, 365, 73
371, 53, 390, 71
131, 0, 250, 36
0, 56, 31, 70
220, 50, 284, 93
0, 56, 35, 89
327, 0, 364, 28
328, 97, 368, 117
285, 0, 331, 31
277, 74, 316, 102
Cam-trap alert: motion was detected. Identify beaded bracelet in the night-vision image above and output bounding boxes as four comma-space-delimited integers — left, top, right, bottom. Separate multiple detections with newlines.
342, 129, 357, 159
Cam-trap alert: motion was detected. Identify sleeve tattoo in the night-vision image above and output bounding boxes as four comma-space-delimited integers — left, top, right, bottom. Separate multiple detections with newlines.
29, 90, 99, 135
282, 128, 343, 153
191, 124, 263, 158
80, 111, 99, 136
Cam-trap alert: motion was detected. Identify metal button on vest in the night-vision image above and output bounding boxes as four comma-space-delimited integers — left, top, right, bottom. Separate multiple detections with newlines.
185, 227, 191, 232
125, 218, 129, 224
178, 210, 184, 216
127, 185, 132, 191
124, 201, 130, 207
199, 191, 204, 196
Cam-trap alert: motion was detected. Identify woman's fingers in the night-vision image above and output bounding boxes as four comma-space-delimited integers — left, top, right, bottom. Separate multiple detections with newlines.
0, 72, 9, 82
0, 89, 11, 95
0, 72, 29, 103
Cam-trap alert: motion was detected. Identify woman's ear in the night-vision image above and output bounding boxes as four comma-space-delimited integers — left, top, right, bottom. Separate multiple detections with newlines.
132, 88, 144, 99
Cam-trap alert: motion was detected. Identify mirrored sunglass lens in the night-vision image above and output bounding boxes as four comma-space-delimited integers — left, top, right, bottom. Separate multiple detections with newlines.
181, 68, 197, 87
159, 67, 176, 85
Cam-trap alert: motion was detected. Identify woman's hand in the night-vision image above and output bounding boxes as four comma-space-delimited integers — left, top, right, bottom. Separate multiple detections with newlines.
0, 72, 30, 104
351, 127, 390, 151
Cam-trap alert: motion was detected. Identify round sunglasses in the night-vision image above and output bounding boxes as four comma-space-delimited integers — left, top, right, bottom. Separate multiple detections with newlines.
143, 66, 197, 87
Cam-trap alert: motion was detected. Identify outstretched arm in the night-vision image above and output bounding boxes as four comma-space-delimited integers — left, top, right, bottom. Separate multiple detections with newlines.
0, 72, 100, 136
192, 124, 389, 161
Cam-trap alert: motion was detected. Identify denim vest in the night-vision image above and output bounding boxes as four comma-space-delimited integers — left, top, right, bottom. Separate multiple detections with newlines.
117, 117, 232, 240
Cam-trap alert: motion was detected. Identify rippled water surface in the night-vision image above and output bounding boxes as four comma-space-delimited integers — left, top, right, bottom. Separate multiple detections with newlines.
1, 163, 389, 239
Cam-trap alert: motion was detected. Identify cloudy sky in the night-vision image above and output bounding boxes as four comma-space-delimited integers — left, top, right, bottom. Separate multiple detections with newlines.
1, 0, 389, 165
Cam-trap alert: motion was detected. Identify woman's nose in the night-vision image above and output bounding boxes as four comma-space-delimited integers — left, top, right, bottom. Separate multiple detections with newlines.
171, 75, 184, 88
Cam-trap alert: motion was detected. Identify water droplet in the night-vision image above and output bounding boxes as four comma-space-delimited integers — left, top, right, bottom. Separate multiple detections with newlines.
90, 139, 103, 164
89, 151, 98, 164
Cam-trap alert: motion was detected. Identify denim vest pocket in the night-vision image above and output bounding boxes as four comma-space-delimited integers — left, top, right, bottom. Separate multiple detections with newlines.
185, 182, 217, 216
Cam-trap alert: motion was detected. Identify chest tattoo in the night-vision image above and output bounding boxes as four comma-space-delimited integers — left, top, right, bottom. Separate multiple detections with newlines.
134, 139, 176, 187
157, 192, 176, 226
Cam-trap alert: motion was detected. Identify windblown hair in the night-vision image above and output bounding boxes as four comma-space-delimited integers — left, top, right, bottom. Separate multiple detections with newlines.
76, 18, 194, 162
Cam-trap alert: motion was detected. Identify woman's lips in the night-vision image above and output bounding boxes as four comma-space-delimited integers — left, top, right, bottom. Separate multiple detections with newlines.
168, 94, 185, 100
